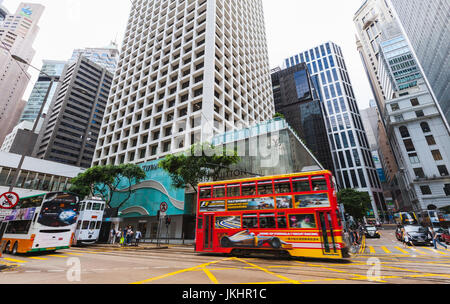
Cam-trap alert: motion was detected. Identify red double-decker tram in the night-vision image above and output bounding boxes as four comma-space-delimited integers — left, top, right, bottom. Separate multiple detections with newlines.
195, 171, 350, 259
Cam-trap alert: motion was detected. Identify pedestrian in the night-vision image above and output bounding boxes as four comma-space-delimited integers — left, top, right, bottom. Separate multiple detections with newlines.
126, 226, 133, 246
135, 229, 142, 246
110, 228, 116, 244
402, 227, 412, 247
429, 226, 448, 250
115, 229, 122, 245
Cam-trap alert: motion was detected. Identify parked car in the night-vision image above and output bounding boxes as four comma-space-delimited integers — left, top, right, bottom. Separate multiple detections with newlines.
396, 225, 432, 245
442, 228, 450, 245
363, 225, 380, 238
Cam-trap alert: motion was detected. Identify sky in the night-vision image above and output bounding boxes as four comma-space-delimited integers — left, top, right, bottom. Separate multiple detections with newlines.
3, 0, 375, 110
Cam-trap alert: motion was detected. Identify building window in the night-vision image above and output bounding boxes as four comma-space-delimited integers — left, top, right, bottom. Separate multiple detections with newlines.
438, 165, 449, 176
431, 150, 443, 161
425, 135, 436, 145
444, 184, 450, 196
408, 153, 420, 164
415, 110, 424, 118
403, 139, 415, 152
420, 122, 431, 133
410, 98, 419, 106
394, 115, 404, 122
399, 126, 410, 138
420, 186, 432, 195
413, 168, 425, 179
390, 103, 399, 111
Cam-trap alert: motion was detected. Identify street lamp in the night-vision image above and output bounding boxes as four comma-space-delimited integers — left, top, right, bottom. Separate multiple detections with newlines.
7, 55, 88, 192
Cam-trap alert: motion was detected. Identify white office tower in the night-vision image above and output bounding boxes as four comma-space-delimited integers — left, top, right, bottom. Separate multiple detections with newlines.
0, 3, 44, 145
93, 0, 274, 166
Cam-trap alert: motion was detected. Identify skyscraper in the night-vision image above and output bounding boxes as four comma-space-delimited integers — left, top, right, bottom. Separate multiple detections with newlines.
388, 0, 449, 127
19, 60, 67, 123
32, 56, 113, 168
92, 0, 274, 167
0, 2, 45, 145
271, 63, 334, 173
285, 42, 387, 221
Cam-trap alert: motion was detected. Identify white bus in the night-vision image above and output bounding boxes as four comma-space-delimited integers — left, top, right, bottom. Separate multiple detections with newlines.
0, 192, 79, 255
74, 198, 105, 245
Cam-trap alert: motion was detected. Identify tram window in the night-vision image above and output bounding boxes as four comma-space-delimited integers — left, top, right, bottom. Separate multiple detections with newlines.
227, 184, 240, 197
289, 214, 317, 229
292, 177, 310, 192
89, 221, 96, 229
242, 182, 256, 196
311, 177, 328, 191
274, 179, 291, 193
80, 203, 85, 211
82, 221, 89, 229
86, 202, 92, 210
96, 221, 102, 229
101, 204, 105, 211
277, 215, 287, 228
93, 203, 101, 210
213, 185, 226, 198
5, 220, 32, 234
259, 214, 276, 229
257, 180, 273, 195
76, 221, 81, 229
199, 187, 211, 199
243, 215, 258, 228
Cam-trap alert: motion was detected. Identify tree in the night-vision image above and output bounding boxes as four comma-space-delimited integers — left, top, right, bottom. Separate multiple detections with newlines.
159, 143, 240, 194
273, 112, 285, 119
337, 189, 372, 222
69, 164, 146, 209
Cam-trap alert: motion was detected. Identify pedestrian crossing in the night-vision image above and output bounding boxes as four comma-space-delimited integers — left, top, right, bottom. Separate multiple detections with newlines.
363, 245, 449, 256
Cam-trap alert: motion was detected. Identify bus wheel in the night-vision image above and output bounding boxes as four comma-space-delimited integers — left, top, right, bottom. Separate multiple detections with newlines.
11, 242, 18, 255
270, 238, 282, 249
4, 241, 11, 254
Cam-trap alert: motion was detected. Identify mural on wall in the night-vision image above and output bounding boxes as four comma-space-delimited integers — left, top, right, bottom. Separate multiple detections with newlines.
109, 160, 186, 217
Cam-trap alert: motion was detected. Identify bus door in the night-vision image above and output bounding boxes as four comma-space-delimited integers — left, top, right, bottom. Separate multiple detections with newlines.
203, 214, 214, 250
318, 211, 337, 255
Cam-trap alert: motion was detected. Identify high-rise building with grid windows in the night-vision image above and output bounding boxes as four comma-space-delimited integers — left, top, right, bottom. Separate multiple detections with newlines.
92, 0, 274, 167
284, 42, 388, 221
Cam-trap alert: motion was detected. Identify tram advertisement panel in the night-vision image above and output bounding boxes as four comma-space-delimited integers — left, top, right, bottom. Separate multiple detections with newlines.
294, 193, 330, 208
227, 197, 275, 211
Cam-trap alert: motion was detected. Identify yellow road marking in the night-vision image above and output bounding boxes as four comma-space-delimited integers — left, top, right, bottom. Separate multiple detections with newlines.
48, 255, 68, 258
423, 247, 447, 255
65, 252, 83, 256
410, 248, 428, 255
28, 257, 48, 260
232, 257, 301, 284
201, 266, 219, 284
369, 246, 376, 254
381, 246, 391, 254
131, 257, 234, 284
3, 258, 27, 263
394, 247, 410, 254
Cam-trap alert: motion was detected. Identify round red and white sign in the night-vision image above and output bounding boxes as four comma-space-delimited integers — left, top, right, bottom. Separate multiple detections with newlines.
0, 192, 19, 209
160, 202, 168, 213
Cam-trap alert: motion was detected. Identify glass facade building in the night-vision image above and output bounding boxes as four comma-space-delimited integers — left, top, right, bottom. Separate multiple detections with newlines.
271, 63, 335, 174
285, 42, 387, 221
20, 60, 67, 123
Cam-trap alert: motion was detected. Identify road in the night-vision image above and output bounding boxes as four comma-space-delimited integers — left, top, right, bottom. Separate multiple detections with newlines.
1, 226, 449, 285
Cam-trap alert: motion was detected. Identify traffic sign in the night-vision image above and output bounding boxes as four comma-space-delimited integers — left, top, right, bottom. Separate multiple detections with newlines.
160, 202, 168, 213
0, 192, 19, 209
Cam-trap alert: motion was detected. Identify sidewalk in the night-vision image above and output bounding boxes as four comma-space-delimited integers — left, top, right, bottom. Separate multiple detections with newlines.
82, 242, 194, 251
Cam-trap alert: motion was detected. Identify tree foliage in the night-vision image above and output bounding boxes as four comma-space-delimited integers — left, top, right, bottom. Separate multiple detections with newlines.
273, 112, 285, 119
69, 164, 146, 208
337, 188, 371, 221
159, 143, 240, 193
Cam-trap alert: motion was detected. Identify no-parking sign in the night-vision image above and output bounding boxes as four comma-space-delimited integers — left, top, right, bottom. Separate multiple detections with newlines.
0, 192, 19, 209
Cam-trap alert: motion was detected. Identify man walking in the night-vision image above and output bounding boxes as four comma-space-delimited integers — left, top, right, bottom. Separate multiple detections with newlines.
126, 226, 134, 246
135, 229, 142, 246
429, 227, 448, 250
110, 227, 116, 244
